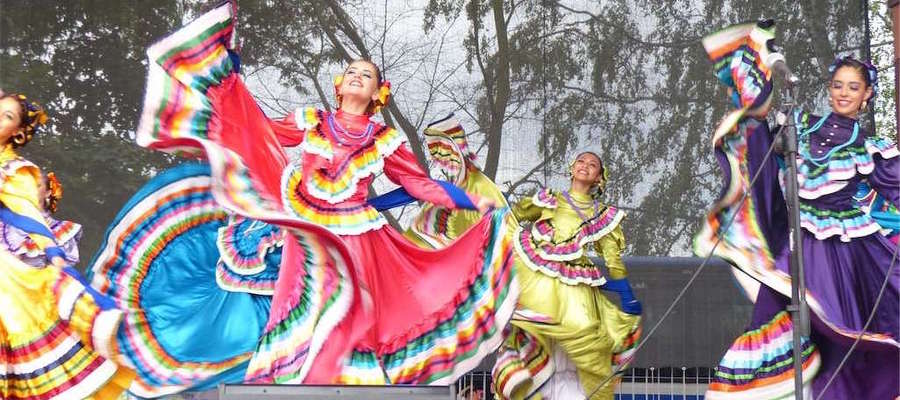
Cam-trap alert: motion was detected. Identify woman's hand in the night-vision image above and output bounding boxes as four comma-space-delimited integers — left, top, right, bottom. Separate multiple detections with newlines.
475, 196, 497, 214
50, 256, 66, 268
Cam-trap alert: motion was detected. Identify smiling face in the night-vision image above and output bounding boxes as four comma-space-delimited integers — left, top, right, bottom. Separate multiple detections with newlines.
338, 60, 381, 105
0, 97, 23, 145
828, 66, 872, 118
571, 152, 602, 185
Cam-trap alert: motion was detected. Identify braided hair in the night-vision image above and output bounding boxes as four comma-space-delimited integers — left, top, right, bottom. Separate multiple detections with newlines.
1, 93, 47, 148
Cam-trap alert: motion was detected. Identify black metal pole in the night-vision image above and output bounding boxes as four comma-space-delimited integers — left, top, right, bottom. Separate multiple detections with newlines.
777, 86, 811, 400
890, 0, 900, 141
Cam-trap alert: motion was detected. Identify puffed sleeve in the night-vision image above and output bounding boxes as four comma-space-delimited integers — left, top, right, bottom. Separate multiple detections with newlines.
382, 144, 479, 210
596, 224, 627, 279
270, 111, 305, 147
0, 165, 64, 260
512, 195, 542, 222
867, 140, 900, 208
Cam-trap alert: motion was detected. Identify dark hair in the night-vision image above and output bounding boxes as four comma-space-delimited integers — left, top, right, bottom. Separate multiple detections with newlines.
1, 93, 46, 148
828, 56, 878, 102
830, 58, 870, 86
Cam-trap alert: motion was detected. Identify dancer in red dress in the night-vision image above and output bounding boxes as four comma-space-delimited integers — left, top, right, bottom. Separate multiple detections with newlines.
101, 2, 518, 390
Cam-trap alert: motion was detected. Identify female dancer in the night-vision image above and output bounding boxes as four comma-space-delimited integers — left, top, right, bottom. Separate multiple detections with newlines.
697, 21, 899, 399
404, 118, 642, 399
89, 2, 517, 394
0, 93, 133, 399
493, 151, 641, 400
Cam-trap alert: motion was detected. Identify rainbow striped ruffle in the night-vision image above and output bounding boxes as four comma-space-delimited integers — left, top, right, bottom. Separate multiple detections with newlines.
279, 107, 409, 235
380, 211, 517, 385
707, 312, 820, 400
701, 21, 777, 142
214, 216, 282, 295
491, 326, 553, 400
407, 115, 501, 248
693, 118, 776, 297
799, 203, 883, 242
422, 114, 477, 186
243, 232, 355, 384
88, 165, 244, 398
133, 1, 358, 388
1, 251, 131, 400
794, 126, 900, 200
280, 161, 389, 235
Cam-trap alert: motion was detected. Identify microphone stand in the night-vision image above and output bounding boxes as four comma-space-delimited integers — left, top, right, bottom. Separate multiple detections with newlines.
776, 82, 811, 400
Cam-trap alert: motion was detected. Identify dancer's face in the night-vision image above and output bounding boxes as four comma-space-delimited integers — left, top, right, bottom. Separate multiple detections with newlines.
828, 66, 871, 119
571, 152, 602, 185
0, 97, 23, 145
339, 61, 380, 104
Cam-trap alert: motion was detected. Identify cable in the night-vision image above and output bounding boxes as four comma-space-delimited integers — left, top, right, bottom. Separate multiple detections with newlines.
582, 120, 782, 399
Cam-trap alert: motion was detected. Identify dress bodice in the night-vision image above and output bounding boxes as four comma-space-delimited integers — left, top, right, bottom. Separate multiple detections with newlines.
281, 108, 477, 236
792, 111, 899, 241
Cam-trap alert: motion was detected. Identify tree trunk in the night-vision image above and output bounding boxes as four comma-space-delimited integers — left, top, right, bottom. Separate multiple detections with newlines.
483, 0, 512, 180
798, 0, 837, 76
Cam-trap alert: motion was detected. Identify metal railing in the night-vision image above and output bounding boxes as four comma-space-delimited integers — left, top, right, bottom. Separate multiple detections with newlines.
453, 367, 713, 400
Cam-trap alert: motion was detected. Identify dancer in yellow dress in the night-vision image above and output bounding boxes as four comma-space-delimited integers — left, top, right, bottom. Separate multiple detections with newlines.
0, 93, 133, 399
406, 117, 642, 399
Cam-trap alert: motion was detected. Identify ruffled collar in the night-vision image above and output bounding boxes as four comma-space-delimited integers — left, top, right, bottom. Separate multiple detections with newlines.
819, 112, 858, 132
0, 145, 16, 162
794, 111, 898, 199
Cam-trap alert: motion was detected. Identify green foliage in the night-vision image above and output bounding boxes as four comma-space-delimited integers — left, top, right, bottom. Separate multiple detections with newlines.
0, 0, 876, 260
0, 0, 180, 264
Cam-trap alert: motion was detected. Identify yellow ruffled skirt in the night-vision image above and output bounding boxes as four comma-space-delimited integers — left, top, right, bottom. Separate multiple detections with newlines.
0, 250, 133, 400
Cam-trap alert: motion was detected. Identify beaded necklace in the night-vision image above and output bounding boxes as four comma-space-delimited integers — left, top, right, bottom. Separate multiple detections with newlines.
562, 191, 598, 224
796, 111, 859, 167
327, 113, 374, 145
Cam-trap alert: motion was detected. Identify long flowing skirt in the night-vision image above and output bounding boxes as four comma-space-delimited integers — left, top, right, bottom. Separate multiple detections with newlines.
87, 164, 278, 398
129, 2, 519, 388
1, 252, 133, 399
402, 128, 640, 399
696, 119, 900, 400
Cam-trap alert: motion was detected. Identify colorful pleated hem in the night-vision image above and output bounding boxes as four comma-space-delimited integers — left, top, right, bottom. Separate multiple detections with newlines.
88, 164, 257, 398
1, 251, 132, 400
248, 210, 519, 386
514, 226, 608, 287
706, 312, 821, 400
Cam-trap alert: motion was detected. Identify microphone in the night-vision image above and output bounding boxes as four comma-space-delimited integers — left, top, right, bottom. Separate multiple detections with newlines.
766, 52, 799, 87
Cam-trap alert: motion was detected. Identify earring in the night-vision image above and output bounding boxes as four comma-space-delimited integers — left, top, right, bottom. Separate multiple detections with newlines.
12, 132, 26, 145
828, 97, 834, 107
861, 100, 868, 110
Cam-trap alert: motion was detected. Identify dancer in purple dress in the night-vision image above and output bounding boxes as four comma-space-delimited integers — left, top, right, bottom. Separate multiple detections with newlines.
696, 21, 899, 400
